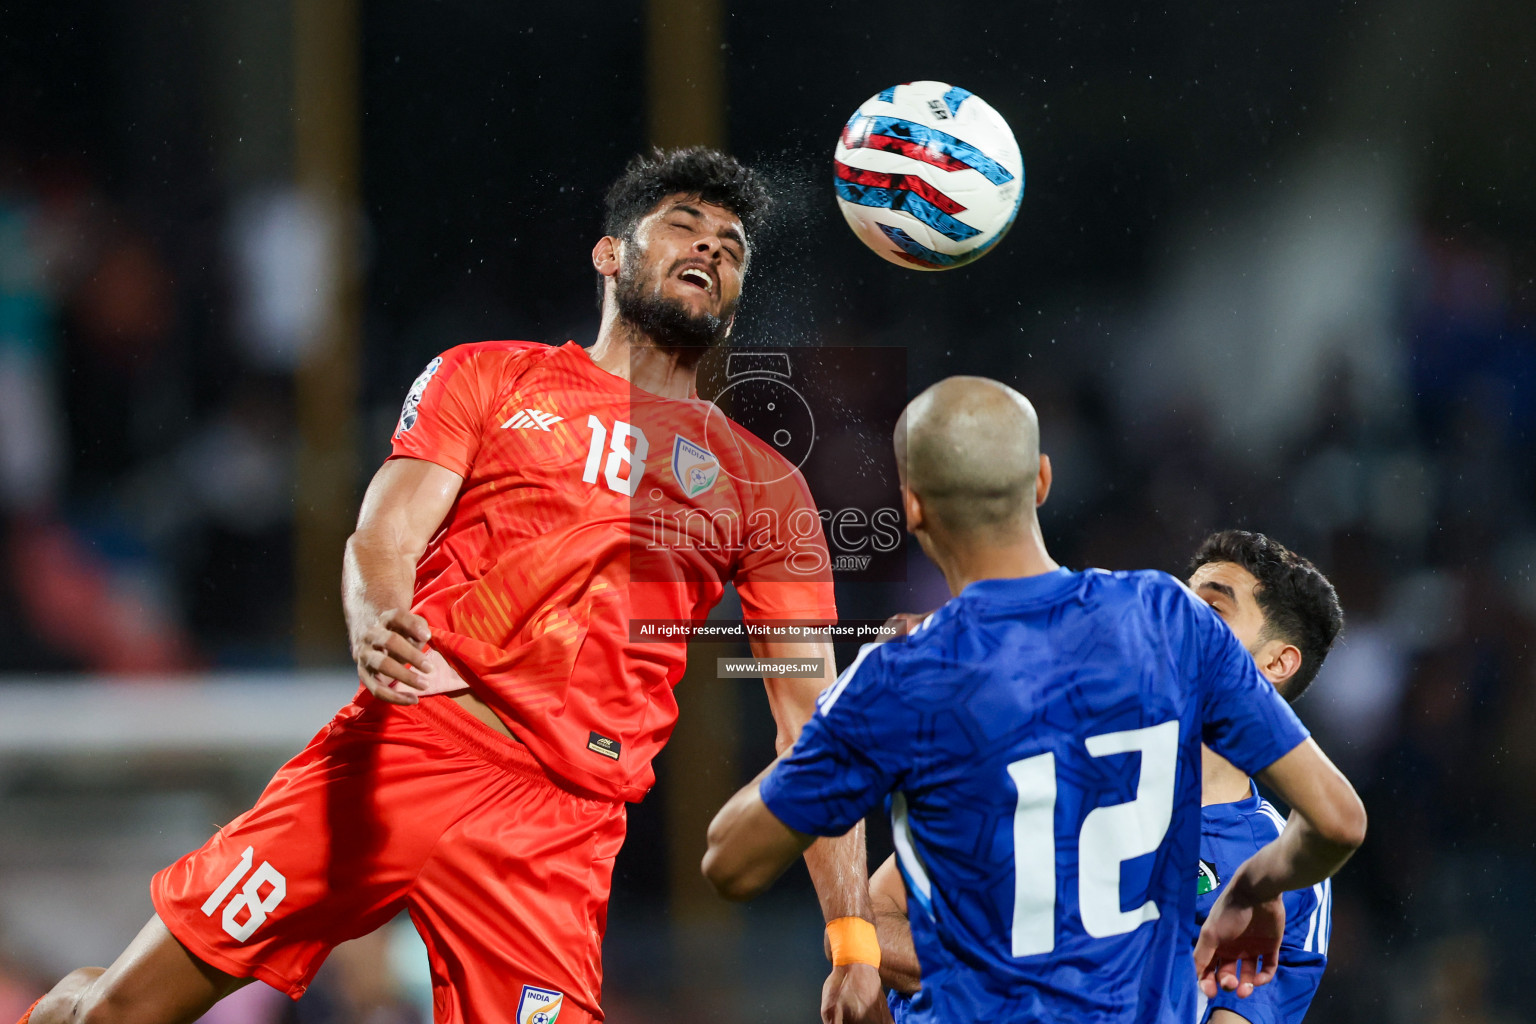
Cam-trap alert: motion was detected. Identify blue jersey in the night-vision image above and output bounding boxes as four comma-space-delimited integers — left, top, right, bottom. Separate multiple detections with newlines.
760, 568, 1310, 1024
1195, 785, 1330, 1024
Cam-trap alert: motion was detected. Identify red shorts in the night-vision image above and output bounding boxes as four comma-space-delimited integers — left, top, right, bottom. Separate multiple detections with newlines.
151, 693, 626, 1023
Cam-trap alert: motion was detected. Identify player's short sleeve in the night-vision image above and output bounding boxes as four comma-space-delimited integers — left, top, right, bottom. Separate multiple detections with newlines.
390, 343, 535, 477
758, 643, 913, 836
1182, 587, 1310, 776
732, 451, 837, 624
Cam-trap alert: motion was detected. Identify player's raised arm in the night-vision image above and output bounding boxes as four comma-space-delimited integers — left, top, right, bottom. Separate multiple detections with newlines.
343, 456, 464, 704
753, 637, 874, 913
1195, 739, 1364, 998
755, 636, 837, 753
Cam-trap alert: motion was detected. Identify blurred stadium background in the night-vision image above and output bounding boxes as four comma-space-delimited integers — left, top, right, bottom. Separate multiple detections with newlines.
2, 1, 1534, 1021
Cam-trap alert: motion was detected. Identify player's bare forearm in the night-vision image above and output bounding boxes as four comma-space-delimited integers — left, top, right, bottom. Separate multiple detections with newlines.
1222, 813, 1356, 908
344, 457, 463, 702
875, 906, 921, 995
703, 763, 815, 900
870, 854, 920, 993
702, 773, 889, 1022
802, 819, 891, 1023
803, 822, 873, 923
343, 528, 418, 627
752, 640, 891, 1022
1246, 738, 1366, 899
755, 637, 837, 751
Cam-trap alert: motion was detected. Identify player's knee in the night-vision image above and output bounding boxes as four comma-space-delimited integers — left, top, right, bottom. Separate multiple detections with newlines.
27, 970, 101, 1024
62, 986, 134, 1024
71, 997, 127, 1024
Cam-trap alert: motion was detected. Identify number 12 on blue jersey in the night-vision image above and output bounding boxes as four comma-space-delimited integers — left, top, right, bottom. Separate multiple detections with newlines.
1006, 720, 1179, 956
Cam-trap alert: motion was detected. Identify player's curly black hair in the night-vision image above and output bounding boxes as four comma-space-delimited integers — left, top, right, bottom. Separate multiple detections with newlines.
595, 147, 771, 307
1190, 530, 1344, 701
600, 145, 771, 268
603, 146, 771, 241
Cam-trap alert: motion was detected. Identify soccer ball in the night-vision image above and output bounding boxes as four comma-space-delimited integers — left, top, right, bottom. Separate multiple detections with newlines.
834, 81, 1024, 270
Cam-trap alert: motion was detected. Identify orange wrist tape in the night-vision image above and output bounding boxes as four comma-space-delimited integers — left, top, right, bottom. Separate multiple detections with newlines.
826, 916, 882, 968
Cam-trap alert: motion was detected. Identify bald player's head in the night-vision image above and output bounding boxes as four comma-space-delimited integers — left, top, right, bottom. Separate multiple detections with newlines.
894, 376, 1045, 538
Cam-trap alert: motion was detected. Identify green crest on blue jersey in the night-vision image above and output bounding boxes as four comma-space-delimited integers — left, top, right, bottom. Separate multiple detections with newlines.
1196, 859, 1220, 896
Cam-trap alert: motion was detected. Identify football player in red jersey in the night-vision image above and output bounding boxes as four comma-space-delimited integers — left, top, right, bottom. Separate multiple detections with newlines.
22, 149, 888, 1024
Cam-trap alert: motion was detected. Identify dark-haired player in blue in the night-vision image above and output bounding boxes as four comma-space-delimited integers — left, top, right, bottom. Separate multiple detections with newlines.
701, 376, 1366, 1024
870, 529, 1346, 1023
1187, 530, 1343, 1024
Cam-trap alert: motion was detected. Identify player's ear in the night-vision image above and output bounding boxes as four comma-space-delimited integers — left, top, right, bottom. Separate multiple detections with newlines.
902, 484, 925, 533
1035, 454, 1052, 508
1257, 639, 1302, 687
593, 236, 621, 279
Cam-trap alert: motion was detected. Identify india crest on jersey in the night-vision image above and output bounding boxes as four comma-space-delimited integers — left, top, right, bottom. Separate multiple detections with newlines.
672, 436, 719, 498
517, 984, 562, 1024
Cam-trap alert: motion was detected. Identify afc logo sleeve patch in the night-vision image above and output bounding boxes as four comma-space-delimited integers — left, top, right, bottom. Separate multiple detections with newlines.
397, 356, 444, 433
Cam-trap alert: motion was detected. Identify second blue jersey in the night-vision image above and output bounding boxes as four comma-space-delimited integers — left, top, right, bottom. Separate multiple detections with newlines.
1195, 785, 1331, 1024
760, 567, 1310, 1024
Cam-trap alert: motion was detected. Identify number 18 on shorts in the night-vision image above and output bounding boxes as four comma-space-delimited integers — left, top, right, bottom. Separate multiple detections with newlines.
201, 846, 287, 943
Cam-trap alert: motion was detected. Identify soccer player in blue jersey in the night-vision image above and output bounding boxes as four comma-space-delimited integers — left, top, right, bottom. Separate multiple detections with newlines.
869, 529, 1346, 1023
701, 377, 1366, 1024
1187, 530, 1344, 1024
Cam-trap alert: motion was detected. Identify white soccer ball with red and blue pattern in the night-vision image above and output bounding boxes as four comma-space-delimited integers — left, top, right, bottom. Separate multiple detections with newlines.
834, 81, 1024, 270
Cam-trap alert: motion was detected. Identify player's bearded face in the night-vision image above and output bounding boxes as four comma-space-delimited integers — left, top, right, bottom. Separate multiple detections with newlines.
613, 237, 739, 354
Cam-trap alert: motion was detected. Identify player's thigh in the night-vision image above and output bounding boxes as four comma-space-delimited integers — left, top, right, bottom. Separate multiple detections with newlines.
409, 772, 627, 1024
50, 915, 248, 1024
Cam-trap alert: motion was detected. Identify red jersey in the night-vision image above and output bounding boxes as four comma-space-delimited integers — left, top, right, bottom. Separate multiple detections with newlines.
389, 340, 837, 801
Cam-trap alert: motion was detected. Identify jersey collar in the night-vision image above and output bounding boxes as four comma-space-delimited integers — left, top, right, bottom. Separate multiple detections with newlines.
957, 567, 1077, 606
1202, 779, 1263, 824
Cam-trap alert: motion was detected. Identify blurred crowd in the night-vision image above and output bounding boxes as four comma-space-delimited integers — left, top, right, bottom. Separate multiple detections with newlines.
0, 145, 295, 673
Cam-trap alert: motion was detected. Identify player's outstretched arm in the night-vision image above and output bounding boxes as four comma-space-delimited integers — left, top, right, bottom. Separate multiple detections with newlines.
343, 457, 463, 704
1195, 738, 1365, 999
703, 763, 890, 1024
869, 854, 921, 994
